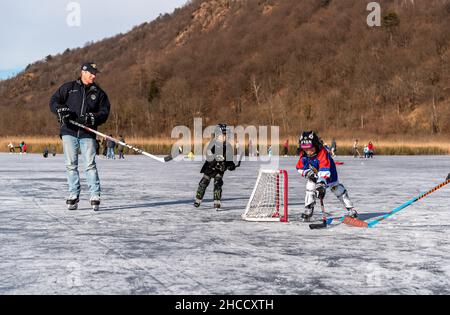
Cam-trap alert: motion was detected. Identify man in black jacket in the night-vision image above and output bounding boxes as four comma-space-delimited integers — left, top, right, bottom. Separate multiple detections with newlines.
49, 62, 110, 211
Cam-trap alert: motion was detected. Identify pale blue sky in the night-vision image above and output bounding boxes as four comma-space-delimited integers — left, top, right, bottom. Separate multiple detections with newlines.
0, 0, 188, 79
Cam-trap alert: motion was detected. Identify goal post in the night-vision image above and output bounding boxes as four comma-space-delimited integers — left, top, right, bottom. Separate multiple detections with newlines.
242, 169, 288, 222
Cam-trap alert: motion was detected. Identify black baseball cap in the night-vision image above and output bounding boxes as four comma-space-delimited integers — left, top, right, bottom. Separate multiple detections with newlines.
81, 62, 100, 74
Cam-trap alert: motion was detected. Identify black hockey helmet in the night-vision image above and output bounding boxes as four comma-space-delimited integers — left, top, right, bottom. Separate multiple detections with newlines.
299, 131, 321, 150
216, 123, 229, 134
215, 123, 232, 140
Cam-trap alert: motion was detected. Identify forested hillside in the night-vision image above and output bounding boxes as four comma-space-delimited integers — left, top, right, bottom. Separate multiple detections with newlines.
0, 0, 449, 138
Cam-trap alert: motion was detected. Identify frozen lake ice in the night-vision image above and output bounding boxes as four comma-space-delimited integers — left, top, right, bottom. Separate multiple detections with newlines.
0, 152, 449, 294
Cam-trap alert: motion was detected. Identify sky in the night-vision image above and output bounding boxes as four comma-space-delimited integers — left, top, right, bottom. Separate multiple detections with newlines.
0, 0, 188, 80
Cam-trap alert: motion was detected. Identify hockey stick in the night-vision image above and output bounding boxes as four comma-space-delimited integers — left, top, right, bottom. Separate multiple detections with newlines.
69, 120, 176, 163
309, 198, 327, 229
343, 178, 450, 228
236, 152, 244, 168
301, 165, 328, 229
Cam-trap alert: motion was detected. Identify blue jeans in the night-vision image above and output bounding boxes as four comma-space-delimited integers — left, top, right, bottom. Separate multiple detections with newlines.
107, 147, 115, 159
62, 135, 101, 198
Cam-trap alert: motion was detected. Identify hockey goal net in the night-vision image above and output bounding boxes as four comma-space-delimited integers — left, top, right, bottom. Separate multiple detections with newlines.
242, 169, 288, 222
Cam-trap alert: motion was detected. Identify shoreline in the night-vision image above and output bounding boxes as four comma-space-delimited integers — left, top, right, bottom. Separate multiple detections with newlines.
1, 136, 449, 155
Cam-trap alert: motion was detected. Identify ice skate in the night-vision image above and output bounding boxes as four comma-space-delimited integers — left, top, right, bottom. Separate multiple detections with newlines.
346, 208, 358, 218
90, 195, 101, 211
194, 198, 202, 208
214, 200, 221, 210
301, 207, 314, 222
66, 196, 79, 210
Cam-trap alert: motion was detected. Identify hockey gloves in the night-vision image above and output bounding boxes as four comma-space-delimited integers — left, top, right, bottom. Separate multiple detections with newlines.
77, 113, 96, 127
316, 182, 326, 199
303, 169, 317, 182
56, 104, 74, 126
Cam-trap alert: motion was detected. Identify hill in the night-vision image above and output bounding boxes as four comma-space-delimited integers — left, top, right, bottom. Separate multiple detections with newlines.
0, 0, 449, 138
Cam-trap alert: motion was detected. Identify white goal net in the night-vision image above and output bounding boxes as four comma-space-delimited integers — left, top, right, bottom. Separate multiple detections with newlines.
242, 169, 288, 222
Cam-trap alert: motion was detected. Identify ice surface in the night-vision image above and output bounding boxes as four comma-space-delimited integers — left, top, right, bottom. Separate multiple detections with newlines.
0, 153, 449, 294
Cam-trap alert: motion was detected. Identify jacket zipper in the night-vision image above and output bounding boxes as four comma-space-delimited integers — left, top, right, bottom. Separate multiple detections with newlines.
77, 85, 86, 138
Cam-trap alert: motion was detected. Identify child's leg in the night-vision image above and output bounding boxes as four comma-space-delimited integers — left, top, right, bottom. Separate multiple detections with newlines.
195, 174, 211, 206
303, 179, 317, 218
213, 173, 224, 208
330, 183, 353, 208
330, 182, 358, 217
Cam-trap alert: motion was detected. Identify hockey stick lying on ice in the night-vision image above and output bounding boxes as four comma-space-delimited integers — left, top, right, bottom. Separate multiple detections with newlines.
69, 120, 176, 163
342, 178, 450, 228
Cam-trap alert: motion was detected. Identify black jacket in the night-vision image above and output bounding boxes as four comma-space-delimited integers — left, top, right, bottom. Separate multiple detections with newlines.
49, 79, 110, 139
200, 140, 236, 176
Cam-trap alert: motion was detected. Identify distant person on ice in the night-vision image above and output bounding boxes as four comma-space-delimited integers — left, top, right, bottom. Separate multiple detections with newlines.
353, 139, 361, 158
106, 135, 116, 159
194, 124, 237, 210
367, 141, 374, 158
363, 145, 369, 158
49, 62, 110, 211
8, 142, 14, 153
283, 139, 289, 156
117, 135, 125, 159
18, 141, 26, 153
21, 142, 27, 154
296, 131, 358, 222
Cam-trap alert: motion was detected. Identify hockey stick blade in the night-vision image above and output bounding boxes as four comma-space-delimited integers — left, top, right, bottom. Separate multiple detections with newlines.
163, 153, 177, 162
342, 216, 368, 228
309, 221, 327, 229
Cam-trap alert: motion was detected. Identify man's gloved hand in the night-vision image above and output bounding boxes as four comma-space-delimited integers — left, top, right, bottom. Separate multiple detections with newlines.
316, 181, 327, 200
303, 169, 317, 182
227, 164, 236, 171
56, 104, 74, 125
77, 113, 96, 127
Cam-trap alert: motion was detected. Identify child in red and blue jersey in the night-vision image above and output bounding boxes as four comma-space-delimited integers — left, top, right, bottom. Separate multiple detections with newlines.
296, 131, 358, 221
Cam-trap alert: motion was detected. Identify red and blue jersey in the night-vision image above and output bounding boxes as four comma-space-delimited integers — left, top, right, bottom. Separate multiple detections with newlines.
296, 147, 338, 185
